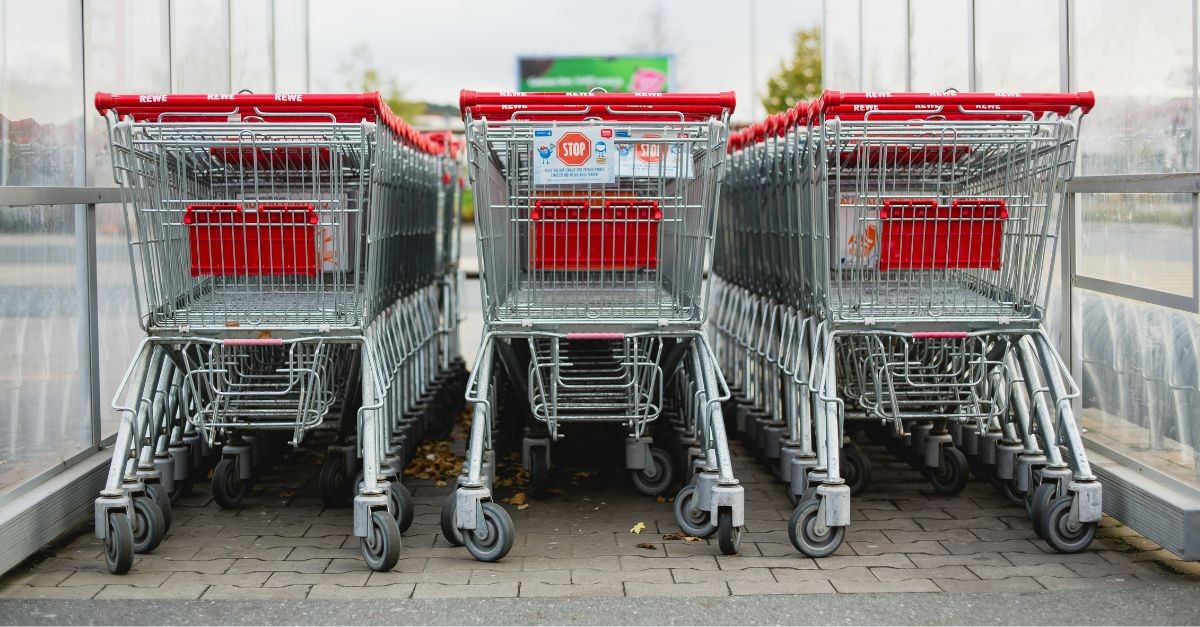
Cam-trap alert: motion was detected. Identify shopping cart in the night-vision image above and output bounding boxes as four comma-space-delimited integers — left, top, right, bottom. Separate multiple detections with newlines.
92, 92, 456, 573
446, 90, 744, 561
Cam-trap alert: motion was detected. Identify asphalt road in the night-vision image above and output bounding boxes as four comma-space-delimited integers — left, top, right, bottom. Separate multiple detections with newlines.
3, 585, 1200, 625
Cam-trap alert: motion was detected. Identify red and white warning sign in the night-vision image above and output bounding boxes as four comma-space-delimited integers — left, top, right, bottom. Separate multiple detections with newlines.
617, 130, 693, 178
532, 127, 614, 185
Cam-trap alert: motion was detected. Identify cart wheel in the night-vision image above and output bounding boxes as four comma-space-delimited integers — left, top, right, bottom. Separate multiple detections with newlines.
145, 482, 173, 534
463, 501, 514, 563
390, 482, 415, 534
716, 507, 741, 555
168, 478, 192, 505
928, 447, 969, 495
104, 511, 134, 575
1041, 495, 1097, 554
673, 483, 716, 539
440, 493, 463, 547
131, 494, 165, 554
788, 497, 844, 558
1000, 478, 1025, 507
529, 446, 549, 499
212, 458, 248, 509
631, 447, 675, 496
318, 454, 352, 508
1027, 482, 1057, 539
360, 509, 401, 572
840, 444, 872, 496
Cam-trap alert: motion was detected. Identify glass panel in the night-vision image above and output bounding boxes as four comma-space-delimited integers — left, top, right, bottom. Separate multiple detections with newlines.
1075, 0, 1194, 175
1078, 193, 1194, 297
171, 0, 230, 92
973, 1, 1059, 92
0, 1, 87, 494
861, 0, 906, 91
273, 0, 308, 92
230, 0, 274, 92
823, 0, 860, 90
85, 0, 171, 439
909, 0, 969, 91
1079, 289, 1200, 486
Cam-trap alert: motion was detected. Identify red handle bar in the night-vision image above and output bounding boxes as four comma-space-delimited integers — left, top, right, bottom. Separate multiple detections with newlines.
459, 90, 736, 119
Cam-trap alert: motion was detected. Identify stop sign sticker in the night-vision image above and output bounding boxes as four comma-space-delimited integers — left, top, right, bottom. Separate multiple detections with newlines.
634, 134, 662, 164
556, 132, 592, 166
532, 127, 614, 185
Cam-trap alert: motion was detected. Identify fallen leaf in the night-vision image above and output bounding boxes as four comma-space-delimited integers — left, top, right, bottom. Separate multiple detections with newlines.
434, 480, 447, 488
636, 543, 657, 550
503, 492, 527, 506
630, 522, 646, 534
682, 535, 701, 542
278, 490, 295, 498
662, 531, 684, 541
517, 503, 530, 510
656, 496, 666, 503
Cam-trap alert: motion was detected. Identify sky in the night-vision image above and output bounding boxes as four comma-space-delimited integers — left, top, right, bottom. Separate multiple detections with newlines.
309, 0, 821, 122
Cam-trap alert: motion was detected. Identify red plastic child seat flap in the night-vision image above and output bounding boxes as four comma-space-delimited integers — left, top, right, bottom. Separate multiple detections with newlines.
878, 198, 1008, 271
529, 198, 662, 270
184, 203, 319, 277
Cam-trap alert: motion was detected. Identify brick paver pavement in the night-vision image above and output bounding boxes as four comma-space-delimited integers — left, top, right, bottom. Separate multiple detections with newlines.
2, 428, 1196, 600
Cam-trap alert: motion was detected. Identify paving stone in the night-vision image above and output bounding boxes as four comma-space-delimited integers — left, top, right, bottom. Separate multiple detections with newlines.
619, 555, 717, 571
193, 546, 293, 561
0, 585, 102, 599
570, 569, 673, 586
520, 582, 624, 598
95, 583, 208, 599
308, 583, 414, 599
917, 517, 1009, 531
264, 571, 369, 587
1035, 576, 1143, 591
716, 556, 817, 571
872, 566, 977, 582
882, 529, 977, 543
968, 564, 1077, 580
1003, 551, 1108, 566
940, 540, 1042, 555
366, 569, 469, 586
226, 558, 329, 574
469, 569, 569, 585
832, 578, 939, 593
860, 509, 950, 521
324, 557, 426, 574
202, 584, 311, 599
127, 558, 235, 574
814, 554, 915, 570
166, 571, 270, 587
624, 581, 729, 597
59, 571, 170, 588
772, 567, 877, 583
285, 546, 362, 561
729, 580, 835, 595
849, 541, 948, 556
670, 567, 774, 584
0, 571, 73, 587
969, 528, 1040, 542
934, 576, 1044, 593
412, 582, 518, 599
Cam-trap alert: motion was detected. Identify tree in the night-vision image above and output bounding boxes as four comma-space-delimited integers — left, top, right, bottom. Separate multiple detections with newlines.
338, 45, 426, 120
762, 28, 822, 115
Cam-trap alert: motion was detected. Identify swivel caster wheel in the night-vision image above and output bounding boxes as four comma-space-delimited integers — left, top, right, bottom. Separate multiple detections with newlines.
389, 482, 415, 534
440, 493, 463, 547
360, 510, 401, 572
788, 497, 845, 558
717, 507, 742, 555
1041, 495, 1097, 553
463, 501, 514, 562
840, 445, 872, 496
1026, 482, 1057, 539
144, 482, 173, 534
103, 511, 134, 575
529, 446, 550, 499
318, 454, 353, 508
131, 494, 166, 554
672, 483, 716, 539
631, 447, 675, 496
928, 447, 969, 496
212, 458, 252, 509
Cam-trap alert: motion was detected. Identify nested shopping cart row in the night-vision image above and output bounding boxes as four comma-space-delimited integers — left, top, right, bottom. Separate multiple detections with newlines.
93, 92, 467, 574
443, 89, 746, 562
715, 90, 1102, 557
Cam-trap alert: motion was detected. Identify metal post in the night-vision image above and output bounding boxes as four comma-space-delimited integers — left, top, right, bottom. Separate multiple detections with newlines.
76, 203, 102, 450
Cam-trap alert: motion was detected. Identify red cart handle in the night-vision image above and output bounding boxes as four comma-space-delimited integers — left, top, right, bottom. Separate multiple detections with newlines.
94, 92, 446, 156
813, 90, 1095, 115
459, 90, 736, 119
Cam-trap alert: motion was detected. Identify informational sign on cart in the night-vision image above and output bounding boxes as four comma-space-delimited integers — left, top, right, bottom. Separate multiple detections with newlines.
615, 129, 694, 178
532, 127, 615, 185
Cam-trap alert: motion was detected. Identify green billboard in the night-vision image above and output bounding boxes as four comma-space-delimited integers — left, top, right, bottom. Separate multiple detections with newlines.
517, 55, 671, 93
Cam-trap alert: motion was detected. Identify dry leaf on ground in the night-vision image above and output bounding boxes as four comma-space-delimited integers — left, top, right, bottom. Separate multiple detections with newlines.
630, 521, 647, 534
